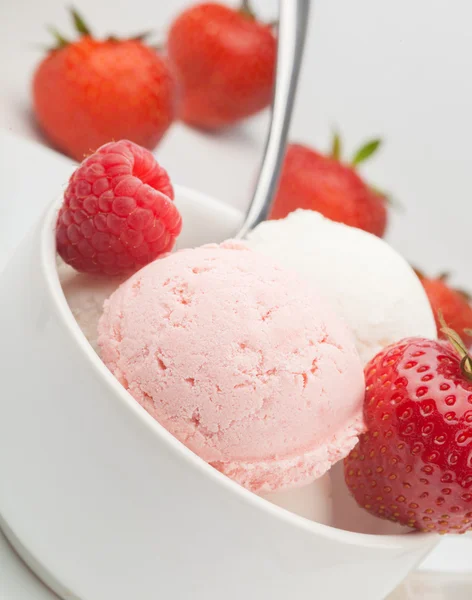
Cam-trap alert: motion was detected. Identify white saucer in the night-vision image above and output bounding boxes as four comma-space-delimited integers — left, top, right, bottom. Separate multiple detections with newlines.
389, 572, 472, 600
2, 527, 472, 600
0, 530, 59, 600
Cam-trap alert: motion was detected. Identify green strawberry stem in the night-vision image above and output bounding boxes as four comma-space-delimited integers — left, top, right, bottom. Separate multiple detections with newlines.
328, 132, 383, 167
331, 131, 342, 161
71, 7, 92, 36
328, 132, 393, 206
238, 1, 277, 28
47, 26, 70, 49
130, 31, 153, 41
46, 8, 157, 52
240, 0, 256, 20
458, 288, 472, 302
439, 312, 472, 380
460, 356, 472, 379
413, 267, 424, 280
47, 7, 91, 50
369, 184, 399, 209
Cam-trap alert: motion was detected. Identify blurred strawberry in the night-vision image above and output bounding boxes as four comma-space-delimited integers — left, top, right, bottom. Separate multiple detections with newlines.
416, 271, 472, 346
33, 8, 176, 161
167, 1, 276, 129
270, 135, 388, 237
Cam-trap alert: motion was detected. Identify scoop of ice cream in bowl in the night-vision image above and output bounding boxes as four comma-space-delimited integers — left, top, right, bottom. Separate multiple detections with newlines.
0, 142, 443, 600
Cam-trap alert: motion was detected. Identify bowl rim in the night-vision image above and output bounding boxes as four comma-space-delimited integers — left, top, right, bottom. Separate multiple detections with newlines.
42, 188, 438, 552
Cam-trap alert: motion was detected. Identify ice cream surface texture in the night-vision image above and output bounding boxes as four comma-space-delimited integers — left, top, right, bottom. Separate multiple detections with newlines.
246, 210, 437, 365
98, 242, 365, 494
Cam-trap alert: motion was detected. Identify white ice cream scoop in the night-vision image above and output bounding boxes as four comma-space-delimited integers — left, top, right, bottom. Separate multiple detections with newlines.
246, 209, 437, 365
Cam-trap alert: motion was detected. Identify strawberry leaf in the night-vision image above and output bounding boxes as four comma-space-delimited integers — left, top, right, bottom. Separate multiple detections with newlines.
331, 131, 342, 161
47, 26, 70, 49
441, 323, 468, 357
370, 185, 402, 211
384, 193, 403, 211
239, 0, 256, 20
130, 30, 153, 41
438, 311, 472, 379
457, 288, 472, 302
352, 139, 382, 167
413, 266, 424, 280
70, 7, 92, 36
460, 356, 472, 381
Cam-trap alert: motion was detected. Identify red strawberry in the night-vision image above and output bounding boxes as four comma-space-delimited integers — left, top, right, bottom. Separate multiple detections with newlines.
33, 9, 176, 161
344, 325, 472, 534
167, 1, 276, 129
270, 136, 388, 237
56, 139, 182, 276
417, 272, 472, 347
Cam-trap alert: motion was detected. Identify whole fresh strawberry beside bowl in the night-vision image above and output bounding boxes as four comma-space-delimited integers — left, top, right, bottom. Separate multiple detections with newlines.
345, 321, 472, 533
33, 9, 176, 161
270, 135, 388, 237
167, 1, 276, 129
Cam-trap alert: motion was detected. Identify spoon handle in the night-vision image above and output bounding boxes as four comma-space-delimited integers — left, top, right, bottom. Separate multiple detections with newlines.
236, 0, 311, 239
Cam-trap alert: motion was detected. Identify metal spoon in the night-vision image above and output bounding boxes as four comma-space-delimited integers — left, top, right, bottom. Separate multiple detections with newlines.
236, 0, 311, 239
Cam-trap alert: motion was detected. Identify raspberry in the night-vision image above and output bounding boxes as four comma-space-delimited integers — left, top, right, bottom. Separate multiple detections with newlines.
56, 140, 182, 275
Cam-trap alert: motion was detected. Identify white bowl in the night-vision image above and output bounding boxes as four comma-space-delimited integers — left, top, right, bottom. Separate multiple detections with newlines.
0, 186, 438, 600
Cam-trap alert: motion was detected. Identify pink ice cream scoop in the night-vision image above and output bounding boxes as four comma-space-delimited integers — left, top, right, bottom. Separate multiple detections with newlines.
98, 242, 365, 494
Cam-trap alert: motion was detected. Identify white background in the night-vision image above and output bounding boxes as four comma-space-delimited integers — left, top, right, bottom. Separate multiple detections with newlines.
1, 0, 472, 284
0, 0, 471, 596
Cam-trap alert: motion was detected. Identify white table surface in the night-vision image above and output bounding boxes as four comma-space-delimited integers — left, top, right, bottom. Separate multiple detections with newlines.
1, 0, 472, 596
